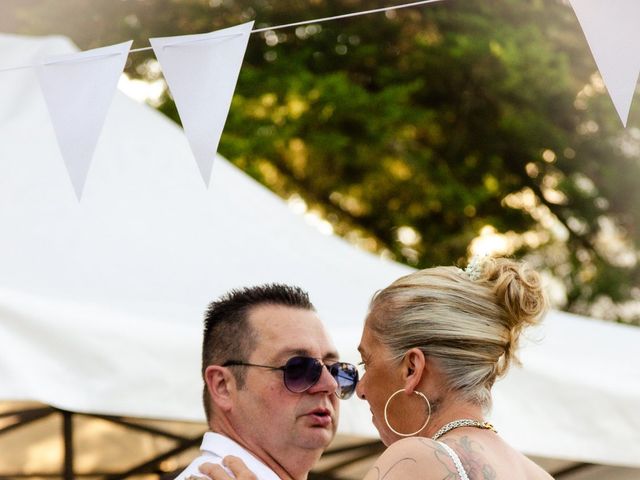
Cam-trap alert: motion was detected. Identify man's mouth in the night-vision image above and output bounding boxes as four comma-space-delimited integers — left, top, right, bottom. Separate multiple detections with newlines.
307, 408, 332, 426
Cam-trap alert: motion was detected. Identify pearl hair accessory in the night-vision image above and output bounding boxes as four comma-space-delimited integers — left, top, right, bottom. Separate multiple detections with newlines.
462, 255, 489, 281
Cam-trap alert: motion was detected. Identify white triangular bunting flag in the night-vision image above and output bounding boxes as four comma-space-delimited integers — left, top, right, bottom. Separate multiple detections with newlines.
36, 41, 132, 199
570, 0, 640, 126
150, 22, 254, 185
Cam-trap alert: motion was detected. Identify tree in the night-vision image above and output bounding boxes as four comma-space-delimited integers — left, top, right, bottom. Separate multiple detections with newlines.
3, 0, 640, 323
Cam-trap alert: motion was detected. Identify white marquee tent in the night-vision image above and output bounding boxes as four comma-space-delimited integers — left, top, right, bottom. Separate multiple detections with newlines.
1, 34, 639, 479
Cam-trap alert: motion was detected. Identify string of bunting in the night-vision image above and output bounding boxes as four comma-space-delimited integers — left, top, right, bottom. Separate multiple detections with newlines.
0, 0, 443, 200
0, 0, 443, 69
0, 0, 636, 200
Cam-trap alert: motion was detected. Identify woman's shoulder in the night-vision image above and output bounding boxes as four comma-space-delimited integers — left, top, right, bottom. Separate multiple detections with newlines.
363, 437, 460, 480
436, 432, 553, 480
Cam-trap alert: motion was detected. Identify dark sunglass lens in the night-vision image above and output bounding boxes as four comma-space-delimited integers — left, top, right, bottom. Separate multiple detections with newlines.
283, 356, 322, 392
330, 363, 359, 399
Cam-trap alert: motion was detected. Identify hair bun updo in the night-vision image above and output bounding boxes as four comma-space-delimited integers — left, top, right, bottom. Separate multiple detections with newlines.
477, 257, 548, 376
367, 256, 548, 409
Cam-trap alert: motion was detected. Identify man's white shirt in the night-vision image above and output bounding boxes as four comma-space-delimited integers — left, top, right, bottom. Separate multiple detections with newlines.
174, 432, 281, 480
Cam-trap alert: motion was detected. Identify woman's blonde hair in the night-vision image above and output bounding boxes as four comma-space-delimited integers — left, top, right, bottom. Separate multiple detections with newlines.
368, 257, 547, 409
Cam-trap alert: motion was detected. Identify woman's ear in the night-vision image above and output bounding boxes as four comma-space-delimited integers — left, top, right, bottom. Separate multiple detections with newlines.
402, 348, 426, 393
204, 365, 236, 412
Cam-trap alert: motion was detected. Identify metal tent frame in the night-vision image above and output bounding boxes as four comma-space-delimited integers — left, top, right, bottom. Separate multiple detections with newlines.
0, 404, 600, 480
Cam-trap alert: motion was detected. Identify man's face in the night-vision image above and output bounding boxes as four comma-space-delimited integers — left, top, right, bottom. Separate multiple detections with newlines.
230, 304, 340, 458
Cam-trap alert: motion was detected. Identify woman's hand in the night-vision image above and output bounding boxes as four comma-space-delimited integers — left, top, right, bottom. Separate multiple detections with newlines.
198, 456, 257, 480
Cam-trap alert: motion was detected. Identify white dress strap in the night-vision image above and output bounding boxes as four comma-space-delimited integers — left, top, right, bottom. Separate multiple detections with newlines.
437, 441, 470, 480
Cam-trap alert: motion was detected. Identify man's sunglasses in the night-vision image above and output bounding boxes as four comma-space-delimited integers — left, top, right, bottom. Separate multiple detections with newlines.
223, 356, 359, 399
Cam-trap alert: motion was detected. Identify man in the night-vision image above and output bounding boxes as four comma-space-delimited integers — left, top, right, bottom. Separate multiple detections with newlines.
175, 284, 359, 480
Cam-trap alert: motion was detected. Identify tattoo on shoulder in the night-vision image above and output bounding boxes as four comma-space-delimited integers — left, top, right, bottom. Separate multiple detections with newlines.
370, 437, 498, 480
415, 438, 461, 479
370, 457, 417, 480
452, 435, 498, 480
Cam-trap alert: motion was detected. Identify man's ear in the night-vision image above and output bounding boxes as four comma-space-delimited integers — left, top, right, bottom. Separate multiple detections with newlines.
402, 347, 426, 393
204, 365, 236, 412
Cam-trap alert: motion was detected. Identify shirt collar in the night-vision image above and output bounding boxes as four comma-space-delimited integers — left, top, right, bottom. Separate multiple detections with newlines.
201, 432, 281, 480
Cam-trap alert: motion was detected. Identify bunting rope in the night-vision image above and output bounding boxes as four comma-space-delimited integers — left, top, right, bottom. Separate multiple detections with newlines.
0, 0, 443, 71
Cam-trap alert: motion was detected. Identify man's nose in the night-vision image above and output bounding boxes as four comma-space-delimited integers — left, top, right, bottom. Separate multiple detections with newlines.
308, 364, 339, 394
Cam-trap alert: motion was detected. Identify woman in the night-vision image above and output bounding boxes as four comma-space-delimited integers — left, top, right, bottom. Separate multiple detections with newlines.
198, 257, 553, 479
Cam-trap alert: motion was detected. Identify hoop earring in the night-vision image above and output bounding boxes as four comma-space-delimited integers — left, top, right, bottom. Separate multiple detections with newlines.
383, 389, 431, 437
